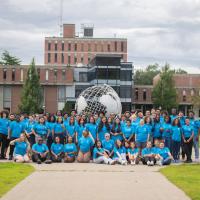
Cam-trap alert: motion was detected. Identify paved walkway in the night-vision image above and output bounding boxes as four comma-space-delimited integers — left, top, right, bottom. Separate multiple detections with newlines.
1, 163, 190, 200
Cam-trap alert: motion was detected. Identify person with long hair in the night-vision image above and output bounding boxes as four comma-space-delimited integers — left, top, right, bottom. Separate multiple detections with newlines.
75, 117, 86, 143
52, 116, 66, 144
77, 130, 94, 163
85, 116, 97, 141
152, 114, 162, 141
93, 140, 115, 165
127, 141, 139, 165
0, 110, 9, 159
51, 136, 64, 162
97, 117, 110, 142
63, 136, 77, 163
102, 133, 114, 158
110, 118, 123, 142
122, 119, 134, 142
171, 118, 182, 163
65, 117, 76, 141
46, 115, 56, 150
112, 139, 127, 165
25, 115, 36, 147
10, 133, 30, 163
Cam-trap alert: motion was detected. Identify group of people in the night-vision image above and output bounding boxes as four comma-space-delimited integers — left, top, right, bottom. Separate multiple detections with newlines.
0, 108, 199, 166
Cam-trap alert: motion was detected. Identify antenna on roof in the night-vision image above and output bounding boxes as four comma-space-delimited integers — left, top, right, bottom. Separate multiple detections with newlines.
59, 0, 63, 37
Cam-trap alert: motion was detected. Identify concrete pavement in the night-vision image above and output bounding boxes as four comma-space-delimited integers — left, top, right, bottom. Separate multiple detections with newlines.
1, 163, 190, 200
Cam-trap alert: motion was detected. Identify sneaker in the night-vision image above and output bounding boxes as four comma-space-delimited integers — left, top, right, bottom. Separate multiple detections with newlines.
147, 161, 150, 166
8, 155, 13, 160
195, 158, 199, 163
157, 160, 163, 166
121, 160, 126, 165
110, 160, 115, 165
150, 161, 154, 166
45, 160, 52, 164
130, 161, 134, 165
37, 160, 42, 164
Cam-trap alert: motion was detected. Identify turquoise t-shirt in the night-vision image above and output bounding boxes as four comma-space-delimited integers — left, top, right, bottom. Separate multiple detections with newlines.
63, 143, 77, 157
14, 141, 28, 156
32, 143, 48, 153
51, 143, 64, 155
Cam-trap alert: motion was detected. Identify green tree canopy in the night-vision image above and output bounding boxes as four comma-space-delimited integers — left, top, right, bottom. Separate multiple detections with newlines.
152, 64, 178, 111
0, 50, 21, 65
18, 58, 43, 114
134, 63, 187, 85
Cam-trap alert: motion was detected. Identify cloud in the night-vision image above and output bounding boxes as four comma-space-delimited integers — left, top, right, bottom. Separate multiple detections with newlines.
0, 0, 200, 73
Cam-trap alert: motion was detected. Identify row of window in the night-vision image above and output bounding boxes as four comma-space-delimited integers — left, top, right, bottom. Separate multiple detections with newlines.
47, 53, 92, 64
47, 41, 125, 52
2, 69, 23, 81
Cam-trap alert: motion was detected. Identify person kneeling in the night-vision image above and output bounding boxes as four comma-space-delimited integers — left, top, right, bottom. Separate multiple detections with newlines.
10, 133, 30, 163
93, 140, 115, 165
112, 139, 127, 165
77, 130, 94, 163
157, 142, 173, 166
32, 137, 52, 164
63, 136, 77, 163
141, 141, 156, 166
51, 137, 64, 162
127, 142, 139, 165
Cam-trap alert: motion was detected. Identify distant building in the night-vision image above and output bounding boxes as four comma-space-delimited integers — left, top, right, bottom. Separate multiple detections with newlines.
44, 24, 127, 66
133, 74, 200, 116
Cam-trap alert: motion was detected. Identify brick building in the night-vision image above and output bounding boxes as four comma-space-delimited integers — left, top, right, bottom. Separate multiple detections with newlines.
0, 65, 74, 113
133, 74, 200, 116
44, 24, 127, 66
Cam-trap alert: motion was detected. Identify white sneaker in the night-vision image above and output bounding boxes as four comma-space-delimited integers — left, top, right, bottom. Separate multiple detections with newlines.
195, 158, 199, 163
109, 160, 115, 165
122, 160, 127, 165
150, 161, 154, 166
130, 161, 134, 165
147, 161, 150, 166
157, 160, 163, 166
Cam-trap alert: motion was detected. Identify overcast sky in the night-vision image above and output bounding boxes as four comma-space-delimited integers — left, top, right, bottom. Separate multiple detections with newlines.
1, 0, 200, 73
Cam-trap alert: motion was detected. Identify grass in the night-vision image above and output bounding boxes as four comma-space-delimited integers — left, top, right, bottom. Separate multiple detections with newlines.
160, 164, 200, 200
0, 163, 35, 197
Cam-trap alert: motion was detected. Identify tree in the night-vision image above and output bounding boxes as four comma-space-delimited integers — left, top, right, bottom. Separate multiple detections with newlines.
62, 101, 74, 114
18, 58, 43, 114
152, 64, 178, 111
0, 50, 21, 65
134, 63, 160, 85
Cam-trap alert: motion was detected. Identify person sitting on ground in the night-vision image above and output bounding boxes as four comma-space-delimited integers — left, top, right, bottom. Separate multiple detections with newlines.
127, 141, 139, 165
112, 139, 127, 165
50, 136, 64, 162
77, 130, 94, 163
141, 141, 156, 166
63, 136, 77, 163
93, 140, 115, 165
157, 142, 173, 166
102, 133, 114, 158
10, 133, 30, 163
32, 137, 52, 164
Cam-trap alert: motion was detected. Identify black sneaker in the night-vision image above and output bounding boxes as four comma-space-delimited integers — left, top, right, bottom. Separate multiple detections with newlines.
45, 160, 52, 164
37, 160, 42, 164
8, 155, 13, 160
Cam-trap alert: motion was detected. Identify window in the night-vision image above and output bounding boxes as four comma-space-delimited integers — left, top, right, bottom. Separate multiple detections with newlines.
48, 42, 51, 51
79, 72, 87, 82
101, 44, 104, 52
48, 53, 51, 63
120, 70, 132, 81
55, 43, 58, 51
96, 68, 107, 79
108, 68, 120, 80
3, 69, 7, 80
58, 86, 65, 101
108, 44, 110, 52
74, 43, 77, 51
121, 41, 124, 52
74, 55, 77, 64
3, 86, 11, 109
81, 56, 84, 63
183, 90, 186, 102
120, 86, 131, 98
88, 43, 91, 51
95, 43, 97, 51
37, 68, 40, 79
12, 69, 15, 81
20, 69, 23, 82
62, 42, 65, 51
68, 43, 71, 51
81, 43, 84, 51
88, 56, 91, 63
54, 53, 57, 63
62, 70, 66, 81
191, 89, 195, 96
68, 55, 71, 65
143, 89, 147, 101
61, 53, 64, 64
54, 69, 57, 81
135, 88, 138, 100
45, 69, 49, 81
114, 41, 117, 51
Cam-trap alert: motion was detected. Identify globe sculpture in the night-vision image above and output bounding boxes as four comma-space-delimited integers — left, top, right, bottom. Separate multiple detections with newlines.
75, 84, 122, 116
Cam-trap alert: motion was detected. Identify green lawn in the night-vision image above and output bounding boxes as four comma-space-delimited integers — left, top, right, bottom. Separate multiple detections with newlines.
0, 163, 34, 197
160, 164, 200, 200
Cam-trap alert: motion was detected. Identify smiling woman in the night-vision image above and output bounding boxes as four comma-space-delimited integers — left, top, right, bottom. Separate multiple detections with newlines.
0, 163, 34, 197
